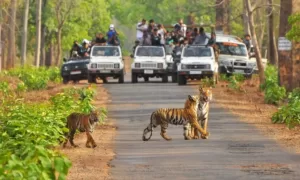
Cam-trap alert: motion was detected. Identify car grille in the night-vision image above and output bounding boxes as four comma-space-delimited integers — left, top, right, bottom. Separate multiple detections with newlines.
97, 63, 114, 69
69, 64, 87, 69
141, 63, 156, 68
186, 64, 210, 69
233, 62, 247, 66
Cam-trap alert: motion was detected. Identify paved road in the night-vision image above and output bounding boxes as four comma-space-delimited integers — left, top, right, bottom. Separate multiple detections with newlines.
104, 75, 300, 180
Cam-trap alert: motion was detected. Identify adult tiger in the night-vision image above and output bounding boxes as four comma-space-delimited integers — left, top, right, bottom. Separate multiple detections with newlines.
142, 95, 209, 141
63, 111, 99, 148
188, 86, 212, 139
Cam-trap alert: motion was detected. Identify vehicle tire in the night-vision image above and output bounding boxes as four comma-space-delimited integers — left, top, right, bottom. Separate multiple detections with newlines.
119, 71, 124, 83
162, 74, 168, 83
102, 77, 108, 83
88, 74, 96, 84
171, 73, 177, 83
63, 77, 69, 84
144, 76, 149, 82
178, 75, 186, 85
73, 80, 79, 84
131, 73, 138, 83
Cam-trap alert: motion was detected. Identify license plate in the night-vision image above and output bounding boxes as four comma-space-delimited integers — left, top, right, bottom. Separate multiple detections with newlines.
100, 70, 110, 73
234, 69, 244, 73
190, 71, 202, 74
144, 70, 153, 74
70, 71, 81, 75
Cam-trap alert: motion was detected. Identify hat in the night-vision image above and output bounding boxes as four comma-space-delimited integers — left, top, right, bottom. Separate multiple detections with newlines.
109, 24, 114, 29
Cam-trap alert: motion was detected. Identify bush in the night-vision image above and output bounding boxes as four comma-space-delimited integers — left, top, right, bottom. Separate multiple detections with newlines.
272, 88, 300, 128
260, 65, 286, 105
0, 84, 106, 179
3, 66, 61, 90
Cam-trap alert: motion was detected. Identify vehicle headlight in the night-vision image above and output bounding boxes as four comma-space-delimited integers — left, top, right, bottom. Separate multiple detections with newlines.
91, 63, 97, 68
114, 63, 120, 68
157, 63, 163, 69
181, 64, 187, 69
135, 63, 140, 68
63, 66, 69, 71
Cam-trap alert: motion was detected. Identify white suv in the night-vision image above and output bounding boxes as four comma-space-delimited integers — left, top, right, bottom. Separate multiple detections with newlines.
131, 46, 168, 83
87, 45, 124, 83
177, 45, 218, 85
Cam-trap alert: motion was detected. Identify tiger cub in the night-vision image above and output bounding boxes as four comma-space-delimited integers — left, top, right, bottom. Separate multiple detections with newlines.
142, 95, 209, 141
63, 111, 99, 148
188, 86, 212, 139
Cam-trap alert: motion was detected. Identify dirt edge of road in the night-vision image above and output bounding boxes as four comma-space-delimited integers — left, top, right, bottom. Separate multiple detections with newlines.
211, 80, 300, 154
61, 84, 116, 180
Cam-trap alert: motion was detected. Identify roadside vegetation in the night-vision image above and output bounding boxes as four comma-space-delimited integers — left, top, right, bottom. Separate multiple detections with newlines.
0, 67, 106, 179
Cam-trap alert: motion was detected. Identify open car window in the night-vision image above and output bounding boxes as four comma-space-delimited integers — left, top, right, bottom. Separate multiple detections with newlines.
92, 46, 120, 56
183, 47, 212, 57
136, 47, 165, 57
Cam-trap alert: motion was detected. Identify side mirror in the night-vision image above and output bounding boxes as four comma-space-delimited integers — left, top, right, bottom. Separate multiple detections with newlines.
130, 54, 134, 58
63, 58, 67, 62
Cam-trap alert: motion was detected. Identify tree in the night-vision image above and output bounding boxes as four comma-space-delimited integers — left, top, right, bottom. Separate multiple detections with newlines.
245, 0, 265, 84
35, 0, 42, 67
278, 0, 292, 90
7, 0, 17, 69
267, 0, 278, 65
21, 0, 30, 66
215, 0, 230, 34
0, 8, 2, 72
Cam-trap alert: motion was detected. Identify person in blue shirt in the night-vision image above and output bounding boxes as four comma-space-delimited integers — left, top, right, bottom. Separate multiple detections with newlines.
107, 24, 120, 45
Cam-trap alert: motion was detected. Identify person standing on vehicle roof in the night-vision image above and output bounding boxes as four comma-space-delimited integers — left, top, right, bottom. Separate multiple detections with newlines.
193, 27, 209, 45
174, 19, 187, 37
157, 24, 166, 45
70, 40, 82, 58
151, 28, 162, 46
136, 19, 148, 44
107, 24, 120, 45
94, 32, 107, 46
147, 19, 156, 33
243, 34, 251, 52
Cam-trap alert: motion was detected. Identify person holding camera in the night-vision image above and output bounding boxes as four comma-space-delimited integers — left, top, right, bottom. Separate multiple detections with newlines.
136, 19, 148, 44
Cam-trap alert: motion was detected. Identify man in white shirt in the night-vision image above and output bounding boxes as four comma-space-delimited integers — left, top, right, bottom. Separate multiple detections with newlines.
174, 19, 187, 37
136, 19, 148, 44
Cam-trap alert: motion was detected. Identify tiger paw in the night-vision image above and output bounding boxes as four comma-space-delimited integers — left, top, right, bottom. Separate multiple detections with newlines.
92, 144, 97, 148
193, 135, 200, 139
184, 136, 192, 140
86, 144, 92, 148
72, 144, 79, 148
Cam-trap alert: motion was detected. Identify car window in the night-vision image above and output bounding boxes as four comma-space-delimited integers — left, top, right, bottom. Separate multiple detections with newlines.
183, 47, 211, 57
92, 47, 120, 56
136, 47, 165, 57
217, 42, 247, 56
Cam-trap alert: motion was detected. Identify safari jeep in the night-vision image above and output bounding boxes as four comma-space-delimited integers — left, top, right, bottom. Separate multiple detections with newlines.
216, 35, 257, 77
87, 45, 124, 83
131, 46, 168, 83
177, 45, 218, 85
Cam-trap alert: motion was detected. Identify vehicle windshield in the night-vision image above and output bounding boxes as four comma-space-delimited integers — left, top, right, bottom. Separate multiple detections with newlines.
183, 47, 212, 57
217, 42, 247, 56
92, 46, 120, 57
136, 47, 165, 57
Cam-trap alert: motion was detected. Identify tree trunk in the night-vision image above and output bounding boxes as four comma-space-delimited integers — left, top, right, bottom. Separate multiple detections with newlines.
243, 0, 251, 35
45, 42, 53, 66
21, 0, 30, 66
55, 29, 62, 66
278, 0, 292, 90
35, 0, 42, 67
290, 2, 300, 89
40, 25, 46, 66
245, 0, 265, 85
0, 9, 2, 72
267, 0, 278, 65
7, 0, 17, 69
215, 0, 230, 34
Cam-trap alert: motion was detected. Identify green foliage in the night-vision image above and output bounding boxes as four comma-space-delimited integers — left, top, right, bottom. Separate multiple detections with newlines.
228, 75, 242, 91
286, 13, 300, 42
3, 66, 61, 90
272, 88, 300, 128
200, 77, 215, 88
260, 65, 286, 105
0, 82, 105, 179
